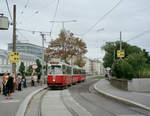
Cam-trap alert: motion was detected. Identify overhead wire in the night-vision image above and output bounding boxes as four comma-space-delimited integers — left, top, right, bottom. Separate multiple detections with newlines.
5, 0, 13, 21
81, 0, 123, 36
16, 30, 29, 41
16, 28, 51, 34
49, 0, 60, 37
126, 29, 150, 42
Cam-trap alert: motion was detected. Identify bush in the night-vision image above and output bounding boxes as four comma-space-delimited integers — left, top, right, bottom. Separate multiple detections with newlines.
112, 60, 135, 79
112, 53, 147, 79
140, 68, 150, 78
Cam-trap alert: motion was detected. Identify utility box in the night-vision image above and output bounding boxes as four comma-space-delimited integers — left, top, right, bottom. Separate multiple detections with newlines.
0, 15, 9, 30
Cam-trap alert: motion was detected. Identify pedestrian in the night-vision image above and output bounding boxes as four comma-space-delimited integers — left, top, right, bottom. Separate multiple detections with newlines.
1, 73, 7, 96
11, 72, 16, 92
31, 75, 34, 87
37, 72, 41, 86
6, 73, 14, 99
17, 73, 22, 91
22, 75, 27, 88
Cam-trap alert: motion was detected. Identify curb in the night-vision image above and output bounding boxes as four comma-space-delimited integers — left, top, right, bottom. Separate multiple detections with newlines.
16, 86, 47, 116
94, 82, 150, 111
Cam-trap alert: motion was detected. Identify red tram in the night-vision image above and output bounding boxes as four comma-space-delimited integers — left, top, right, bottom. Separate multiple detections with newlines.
47, 62, 86, 89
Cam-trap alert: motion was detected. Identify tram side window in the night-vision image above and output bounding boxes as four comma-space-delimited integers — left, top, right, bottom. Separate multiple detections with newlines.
81, 70, 86, 74
62, 65, 66, 74
66, 66, 71, 74
73, 68, 81, 74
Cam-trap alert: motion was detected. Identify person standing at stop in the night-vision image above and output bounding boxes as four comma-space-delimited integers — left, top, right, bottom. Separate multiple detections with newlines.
6, 73, 14, 99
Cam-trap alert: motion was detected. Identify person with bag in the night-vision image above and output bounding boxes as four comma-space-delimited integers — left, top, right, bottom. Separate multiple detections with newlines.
1, 73, 7, 96
6, 73, 14, 99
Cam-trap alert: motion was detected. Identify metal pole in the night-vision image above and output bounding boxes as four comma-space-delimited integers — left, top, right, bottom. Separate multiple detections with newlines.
120, 31, 122, 51
114, 50, 115, 61
12, 5, 16, 76
41, 33, 45, 84
62, 22, 65, 30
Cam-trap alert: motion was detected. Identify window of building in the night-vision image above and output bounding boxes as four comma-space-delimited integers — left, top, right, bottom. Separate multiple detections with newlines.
0, 58, 2, 65
3, 59, 5, 65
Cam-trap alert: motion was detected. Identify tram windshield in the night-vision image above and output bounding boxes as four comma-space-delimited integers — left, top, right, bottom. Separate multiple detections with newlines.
49, 65, 63, 75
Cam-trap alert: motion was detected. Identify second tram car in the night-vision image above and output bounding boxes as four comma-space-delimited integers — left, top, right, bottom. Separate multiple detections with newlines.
47, 62, 86, 89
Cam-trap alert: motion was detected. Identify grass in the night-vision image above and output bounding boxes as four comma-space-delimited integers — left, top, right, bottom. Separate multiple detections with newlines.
91, 75, 105, 79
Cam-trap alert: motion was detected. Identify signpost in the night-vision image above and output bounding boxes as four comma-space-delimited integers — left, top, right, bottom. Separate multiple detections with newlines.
9, 52, 20, 63
117, 50, 125, 58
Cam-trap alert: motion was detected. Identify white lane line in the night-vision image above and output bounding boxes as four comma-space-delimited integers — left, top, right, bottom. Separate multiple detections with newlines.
0, 99, 20, 103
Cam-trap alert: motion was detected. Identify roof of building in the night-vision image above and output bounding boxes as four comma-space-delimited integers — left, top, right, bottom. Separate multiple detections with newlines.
8, 42, 43, 48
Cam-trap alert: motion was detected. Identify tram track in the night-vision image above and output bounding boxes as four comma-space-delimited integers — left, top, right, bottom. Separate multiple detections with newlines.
25, 88, 48, 116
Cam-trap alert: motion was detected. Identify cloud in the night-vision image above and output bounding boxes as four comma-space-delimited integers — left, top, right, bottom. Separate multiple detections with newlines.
0, 0, 150, 60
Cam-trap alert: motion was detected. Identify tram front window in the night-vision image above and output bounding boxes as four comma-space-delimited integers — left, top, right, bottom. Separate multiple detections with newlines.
49, 66, 62, 75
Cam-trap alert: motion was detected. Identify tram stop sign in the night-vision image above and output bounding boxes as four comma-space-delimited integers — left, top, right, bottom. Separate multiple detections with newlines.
117, 50, 125, 58
9, 52, 20, 63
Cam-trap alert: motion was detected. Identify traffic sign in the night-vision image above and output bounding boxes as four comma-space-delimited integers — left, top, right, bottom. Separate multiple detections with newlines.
117, 50, 125, 58
32, 64, 38, 69
9, 52, 20, 63
106, 67, 111, 71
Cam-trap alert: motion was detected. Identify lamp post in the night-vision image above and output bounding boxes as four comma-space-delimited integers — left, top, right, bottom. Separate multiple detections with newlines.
40, 33, 46, 84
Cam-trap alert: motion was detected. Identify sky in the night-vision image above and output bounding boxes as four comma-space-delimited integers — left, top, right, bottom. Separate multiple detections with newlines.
0, 0, 150, 60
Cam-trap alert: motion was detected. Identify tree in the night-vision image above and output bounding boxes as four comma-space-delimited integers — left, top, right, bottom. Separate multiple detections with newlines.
46, 30, 87, 66
101, 41, 142, 68
19, 62, 25, 75
126, 53, 147, 78
112, 59, 135, 79
74, 56, 86, 67
36, 59, 42, 75
112, 53, 147, 79
26, 65, 32, 76
143, 49, 150, 64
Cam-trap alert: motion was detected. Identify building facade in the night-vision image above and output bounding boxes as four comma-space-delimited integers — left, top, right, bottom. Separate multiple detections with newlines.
0, 49, 41, 74
0, 49, 11, 73
8, 42, 43, 59
83, 57, 105, 75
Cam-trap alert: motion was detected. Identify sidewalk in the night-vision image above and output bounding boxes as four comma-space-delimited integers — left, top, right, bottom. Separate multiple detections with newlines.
94, 79, 150, 111
0, 85, 46, 116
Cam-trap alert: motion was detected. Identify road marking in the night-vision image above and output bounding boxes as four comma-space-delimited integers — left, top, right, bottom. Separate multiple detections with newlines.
117, 114, 145, 116
0, 99, 20, 103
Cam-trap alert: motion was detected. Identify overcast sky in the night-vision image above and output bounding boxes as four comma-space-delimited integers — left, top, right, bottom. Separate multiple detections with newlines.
0, 0, 150, 60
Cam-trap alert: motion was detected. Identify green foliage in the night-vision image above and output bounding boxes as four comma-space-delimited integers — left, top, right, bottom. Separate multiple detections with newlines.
140, 68, 150, 78
112, 60, 134, 79
112, 53, 147, 79
26, 65, 32, 76
92, 76, 104, 79
101, 41, 142, 68
143, 49, 150, 64
36, 59, 42, 75
126, 53, 147, 78
19, 62, 25, 75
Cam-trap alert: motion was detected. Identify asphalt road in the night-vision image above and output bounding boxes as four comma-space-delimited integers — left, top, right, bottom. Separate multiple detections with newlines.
69, 79, 149, 116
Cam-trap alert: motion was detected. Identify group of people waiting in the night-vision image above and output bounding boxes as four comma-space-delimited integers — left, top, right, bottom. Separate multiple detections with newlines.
1, 73, 15, 99
1, 72, 41, 99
